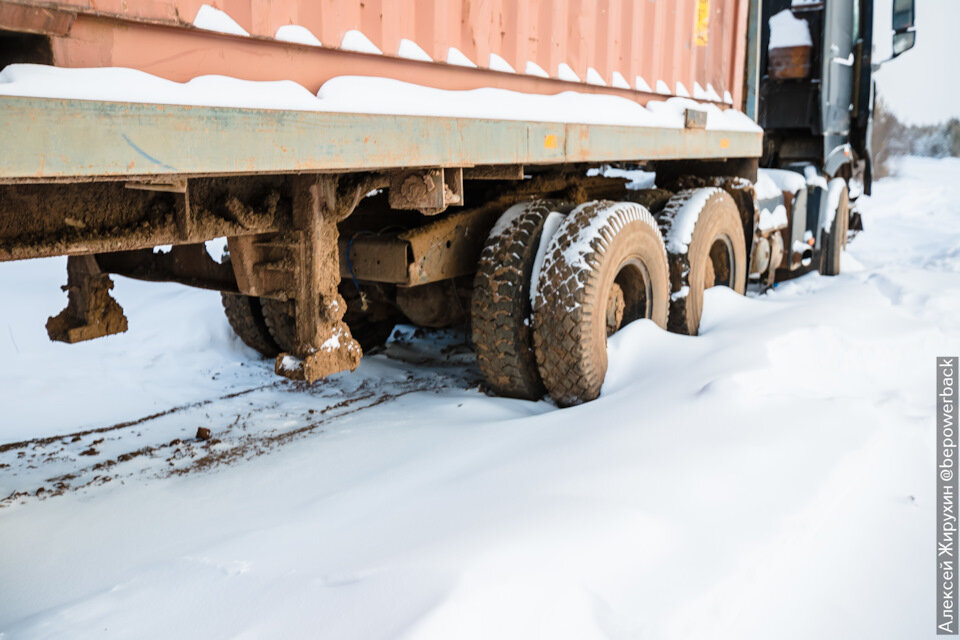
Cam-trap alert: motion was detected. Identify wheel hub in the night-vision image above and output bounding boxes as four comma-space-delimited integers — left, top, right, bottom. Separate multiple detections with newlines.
605, 283, 625, 336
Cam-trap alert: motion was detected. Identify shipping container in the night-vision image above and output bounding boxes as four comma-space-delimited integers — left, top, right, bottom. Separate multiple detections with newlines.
0, 0, 748, 106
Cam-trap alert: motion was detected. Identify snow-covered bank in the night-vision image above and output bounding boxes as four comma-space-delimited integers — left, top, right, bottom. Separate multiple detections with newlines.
1, 157, 958, 638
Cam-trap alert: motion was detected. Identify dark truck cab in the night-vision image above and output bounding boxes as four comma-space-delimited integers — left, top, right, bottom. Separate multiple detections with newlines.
757, 0, 916, 195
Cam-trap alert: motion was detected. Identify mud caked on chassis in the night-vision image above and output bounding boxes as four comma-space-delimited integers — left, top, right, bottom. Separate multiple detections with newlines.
0, 0, 915, 406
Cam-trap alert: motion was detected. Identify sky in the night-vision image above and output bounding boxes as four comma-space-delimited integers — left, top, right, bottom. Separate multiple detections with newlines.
874, 0, 960, 125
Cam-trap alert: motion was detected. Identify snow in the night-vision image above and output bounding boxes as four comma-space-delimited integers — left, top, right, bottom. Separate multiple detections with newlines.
660, 188, 723, 254
585, 67, 606, 86
553, 201, 662, 273
822, 177, 848, 231
557, 63, 580, 83
192, 4, 249, 37
0, 64, 325, 111
768, 9, 813, 50
758, 204, 789, 231
805, 165, 829, 190
278, 354, 300, 372
488, 54, 515, 73
586, 166, 657, 190
340, 30, 382, 55
611, 71, 631, 90
693, 82, 708, 100
705, 83, 723, 102
759, 167, 807, 194
656, 80, 672, 95
524, 61, 549, 78
635, 76, 652, 93
398, 39, 432, 62
723, 90, 734, 105
529, 212, 565, 306
446, 47, 477, 68
274, 25, 321, 47
0, 65, 761, 132
320, 329, 342, 352
204, 237, 228, 263
670, 285, 690, 301
486, 202, 529, 242
675, 82, 691, 98
0, 158, 956, 638
753, 172, 783, 200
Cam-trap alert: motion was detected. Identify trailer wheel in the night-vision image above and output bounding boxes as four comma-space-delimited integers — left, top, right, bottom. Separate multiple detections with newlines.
533, 201, 670, 407
819, 181, 849, 276
340, 287, 399, 353
658, 188, 746, 336
260, 289, 397, 355
471, 200, 566, 399
220, 292, 281, 358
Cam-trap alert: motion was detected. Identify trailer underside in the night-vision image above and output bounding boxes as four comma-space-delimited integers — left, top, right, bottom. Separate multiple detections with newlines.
0, 93, 764, 400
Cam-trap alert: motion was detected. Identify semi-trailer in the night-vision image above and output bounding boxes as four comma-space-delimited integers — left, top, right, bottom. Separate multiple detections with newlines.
0, 0, 915, 406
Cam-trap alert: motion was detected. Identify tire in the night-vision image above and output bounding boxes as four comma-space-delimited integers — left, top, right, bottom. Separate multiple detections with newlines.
340, 286, 399, 352
471, 200, 566, 399
658, 188, 747, 336
260, 298, 298, 353
819, 181, 849, 276
220, 292, 281, 358
533, 201, 670, 407
260, 287, 397, 354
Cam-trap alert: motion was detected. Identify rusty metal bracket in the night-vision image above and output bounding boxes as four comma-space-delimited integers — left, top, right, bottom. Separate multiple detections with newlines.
273, 175, 364, 384
684, 108, 708, 129
46, 255, 128, 344
389, 168, 463, 215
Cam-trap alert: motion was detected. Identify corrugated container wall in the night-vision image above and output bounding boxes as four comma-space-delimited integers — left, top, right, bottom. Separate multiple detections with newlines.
0, 0, 749, 108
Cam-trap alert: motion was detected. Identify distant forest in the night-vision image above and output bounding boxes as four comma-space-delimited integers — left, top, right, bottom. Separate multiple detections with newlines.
872, 95, 960, 177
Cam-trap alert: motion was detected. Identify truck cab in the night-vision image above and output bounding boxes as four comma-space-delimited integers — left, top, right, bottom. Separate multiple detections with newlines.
753, 0, 915, 274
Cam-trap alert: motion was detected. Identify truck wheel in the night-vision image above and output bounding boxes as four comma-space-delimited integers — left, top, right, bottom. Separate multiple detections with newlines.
819, 182, 849, 276
658, 188, 746, 336
533, 201, 670, 407
220, 292, 281, 358
471, 200, 565, 399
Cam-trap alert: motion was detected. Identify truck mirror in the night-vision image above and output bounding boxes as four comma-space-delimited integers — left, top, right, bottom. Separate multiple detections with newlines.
891, 0, 916, 58
892, 30, 915, 57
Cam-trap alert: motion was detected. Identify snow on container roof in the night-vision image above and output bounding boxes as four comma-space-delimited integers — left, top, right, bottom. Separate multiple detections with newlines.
0, 65, 761, 132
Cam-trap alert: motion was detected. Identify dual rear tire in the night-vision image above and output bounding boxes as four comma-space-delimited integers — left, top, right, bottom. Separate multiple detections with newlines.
473, 189, 747, 407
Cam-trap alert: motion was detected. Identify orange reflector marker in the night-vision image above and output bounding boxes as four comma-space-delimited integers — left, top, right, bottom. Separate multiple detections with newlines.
720, 138, 730, 149
544, 134, 558, 149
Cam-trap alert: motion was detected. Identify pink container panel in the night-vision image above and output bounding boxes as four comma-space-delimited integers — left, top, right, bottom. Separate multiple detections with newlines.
1, 0, 749, 106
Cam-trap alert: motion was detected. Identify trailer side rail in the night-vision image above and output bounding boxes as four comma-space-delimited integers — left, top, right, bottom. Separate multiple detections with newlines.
0, 96, 761, 183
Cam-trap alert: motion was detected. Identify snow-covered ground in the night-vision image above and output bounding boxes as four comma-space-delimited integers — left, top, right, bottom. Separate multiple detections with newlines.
1, 157, 958, 638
